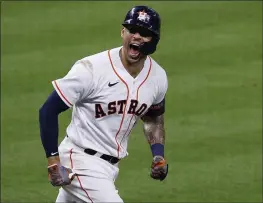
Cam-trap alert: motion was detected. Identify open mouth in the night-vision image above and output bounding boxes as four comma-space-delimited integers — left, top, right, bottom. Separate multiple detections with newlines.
129, 43, 141, 59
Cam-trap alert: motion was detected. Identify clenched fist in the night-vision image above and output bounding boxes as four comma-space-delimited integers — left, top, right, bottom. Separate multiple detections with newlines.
48, 163, 75, 186
150, 156, 168, 181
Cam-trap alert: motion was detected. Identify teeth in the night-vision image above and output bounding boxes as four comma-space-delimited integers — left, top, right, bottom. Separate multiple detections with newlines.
131, 43, 139, 47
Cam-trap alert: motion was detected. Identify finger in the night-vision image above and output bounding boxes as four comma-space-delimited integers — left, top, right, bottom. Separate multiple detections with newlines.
50, 179, 63, 187
153, 166, 164, 171
68, 173, 76, 180
151, 171, 161, 178
48, 164, 59, 172
151, 174, 161, 180
48, 172, 51, 181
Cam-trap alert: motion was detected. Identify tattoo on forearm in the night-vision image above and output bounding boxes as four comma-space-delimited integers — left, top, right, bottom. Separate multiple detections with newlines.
142, 115, 165, 145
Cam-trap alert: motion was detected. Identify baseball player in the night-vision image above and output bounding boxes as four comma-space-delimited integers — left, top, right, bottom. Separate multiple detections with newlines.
39, 5, 168, 203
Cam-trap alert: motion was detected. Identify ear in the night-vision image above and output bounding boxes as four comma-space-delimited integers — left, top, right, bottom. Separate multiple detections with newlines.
121, 27, 125, 38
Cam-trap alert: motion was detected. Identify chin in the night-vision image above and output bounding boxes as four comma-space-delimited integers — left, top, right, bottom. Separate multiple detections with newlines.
128, 51, 144, 62
127, 55, 141, 64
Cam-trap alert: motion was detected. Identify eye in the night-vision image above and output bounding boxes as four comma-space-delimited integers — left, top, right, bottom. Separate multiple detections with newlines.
127, 26, 153, 37
139, 30, 149, 37
140, 29, 154, 37
128, 27, 137, 34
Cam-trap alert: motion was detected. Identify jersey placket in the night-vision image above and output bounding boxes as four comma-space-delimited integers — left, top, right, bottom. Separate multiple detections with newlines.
117, 80, 136, 156
118, 57, 152, 156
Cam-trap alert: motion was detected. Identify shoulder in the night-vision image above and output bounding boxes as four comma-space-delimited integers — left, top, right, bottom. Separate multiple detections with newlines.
74, 47, 121, 71
66, 50, 109, 78
78, 49, 109, 66
80, 47, 121, 63
149, 57, 167, 80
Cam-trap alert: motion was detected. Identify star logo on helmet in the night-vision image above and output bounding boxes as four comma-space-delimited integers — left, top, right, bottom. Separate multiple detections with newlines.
137, 11, 150, 22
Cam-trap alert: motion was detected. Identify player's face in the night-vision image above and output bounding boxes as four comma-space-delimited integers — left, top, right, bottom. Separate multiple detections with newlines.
121, 26, 152, 63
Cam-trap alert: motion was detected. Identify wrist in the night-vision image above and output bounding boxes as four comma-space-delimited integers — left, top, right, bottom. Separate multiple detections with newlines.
47, 155, 60, 166
151, 143, 164, 157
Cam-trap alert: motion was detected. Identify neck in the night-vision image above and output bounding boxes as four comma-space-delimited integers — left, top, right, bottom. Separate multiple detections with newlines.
120, 48, 146, 78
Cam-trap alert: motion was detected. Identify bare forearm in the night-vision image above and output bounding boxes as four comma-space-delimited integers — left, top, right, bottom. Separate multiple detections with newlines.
142, 115, 165, 145
142, 114, 168, 180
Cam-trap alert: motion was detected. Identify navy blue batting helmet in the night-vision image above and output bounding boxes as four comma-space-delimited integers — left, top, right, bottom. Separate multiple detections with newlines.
122, 6, 161, 55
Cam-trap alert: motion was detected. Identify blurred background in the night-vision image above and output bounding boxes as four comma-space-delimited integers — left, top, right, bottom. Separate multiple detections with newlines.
1, 1, 262, 202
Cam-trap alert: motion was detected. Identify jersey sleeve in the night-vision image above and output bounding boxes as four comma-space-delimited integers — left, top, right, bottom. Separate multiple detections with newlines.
145, 72, 168, 117
154, 72, 168, 105
52, 60, 94, 107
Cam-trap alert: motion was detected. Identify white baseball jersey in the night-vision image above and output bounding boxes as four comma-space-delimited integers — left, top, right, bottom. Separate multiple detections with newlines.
52, 46, 168, 159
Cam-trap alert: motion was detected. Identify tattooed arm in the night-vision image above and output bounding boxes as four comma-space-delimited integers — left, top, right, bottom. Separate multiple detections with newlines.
142, 114, 165, 146
142, 114, 168, 181
141, 98, 166, 157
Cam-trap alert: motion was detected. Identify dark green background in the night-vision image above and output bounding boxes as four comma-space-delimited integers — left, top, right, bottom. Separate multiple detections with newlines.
1, 1, 262, 202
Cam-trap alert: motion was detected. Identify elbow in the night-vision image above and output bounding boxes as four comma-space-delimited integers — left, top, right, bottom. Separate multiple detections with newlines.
39, 102, 51, 120
39, 101, 61, 122
39, 103, 47, 122
39, 91, 69, 121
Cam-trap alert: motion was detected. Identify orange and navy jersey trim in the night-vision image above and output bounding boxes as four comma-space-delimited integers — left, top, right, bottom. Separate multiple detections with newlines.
119, 56, 152, 148
52, 80, 73, 107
